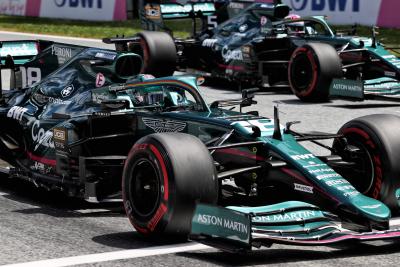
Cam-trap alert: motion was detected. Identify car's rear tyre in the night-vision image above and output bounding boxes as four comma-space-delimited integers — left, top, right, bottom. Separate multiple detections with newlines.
122, 133, 218, 236
333, 114, 400, 210
289, 43, 342, 102
131, 31, 177, 77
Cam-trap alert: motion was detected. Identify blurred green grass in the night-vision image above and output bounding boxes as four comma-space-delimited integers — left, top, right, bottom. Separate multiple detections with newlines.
0, 15, 191, 38
0, 15, 398, 49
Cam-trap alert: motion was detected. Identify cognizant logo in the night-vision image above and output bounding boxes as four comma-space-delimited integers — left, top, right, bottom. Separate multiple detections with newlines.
54, 0, 102, 8
290, 0, 360, 12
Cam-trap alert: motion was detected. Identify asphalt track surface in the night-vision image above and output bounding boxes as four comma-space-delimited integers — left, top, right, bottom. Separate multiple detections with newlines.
2, 31, 400, 266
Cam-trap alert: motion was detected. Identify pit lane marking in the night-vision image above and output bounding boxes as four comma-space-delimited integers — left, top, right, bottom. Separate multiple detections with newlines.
0, 243, 209, 267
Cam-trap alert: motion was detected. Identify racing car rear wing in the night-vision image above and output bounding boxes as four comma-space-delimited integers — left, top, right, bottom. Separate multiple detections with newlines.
0, 41, 40, 65
159, 2, 216, 19
0, 40, 41, 96
0, 40, 86, 98
139, 0, 216, 35
138, 0, 289, 35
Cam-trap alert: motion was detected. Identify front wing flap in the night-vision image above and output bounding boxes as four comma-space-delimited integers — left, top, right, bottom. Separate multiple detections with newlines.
190, 202, 400, 252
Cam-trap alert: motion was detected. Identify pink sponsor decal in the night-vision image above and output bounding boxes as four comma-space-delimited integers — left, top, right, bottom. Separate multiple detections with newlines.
377, 0, 400, 28
25, 0, 41, 17
96, 73, 106, 88
113, 0, 126, 21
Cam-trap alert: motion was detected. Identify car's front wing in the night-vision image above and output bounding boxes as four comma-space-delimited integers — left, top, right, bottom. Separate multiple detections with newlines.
190, 202, 400, 252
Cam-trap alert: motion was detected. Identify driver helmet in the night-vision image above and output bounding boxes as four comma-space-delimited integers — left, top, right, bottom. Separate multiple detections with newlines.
285, 14, 305, 35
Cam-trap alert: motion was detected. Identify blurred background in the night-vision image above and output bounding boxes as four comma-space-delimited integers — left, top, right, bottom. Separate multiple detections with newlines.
0, 0, 396, 26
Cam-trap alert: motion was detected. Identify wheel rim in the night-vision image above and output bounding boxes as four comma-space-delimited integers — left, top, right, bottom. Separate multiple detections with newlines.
130, 158, 160, 217
291, 54, 314, 92
342, 140, 375, 194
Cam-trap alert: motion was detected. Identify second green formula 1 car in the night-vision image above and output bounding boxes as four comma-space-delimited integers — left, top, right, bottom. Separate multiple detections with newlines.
133, 0, 400, 102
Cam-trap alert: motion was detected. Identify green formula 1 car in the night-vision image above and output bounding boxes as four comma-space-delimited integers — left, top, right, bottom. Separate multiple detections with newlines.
134, 0, 400, 102
1, 39, 400, 252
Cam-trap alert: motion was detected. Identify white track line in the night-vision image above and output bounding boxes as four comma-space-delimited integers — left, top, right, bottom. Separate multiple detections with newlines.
0, 243, 209, 267
390, 217, 400, 227
0, 30, 102, 43
0, 191, 8, 196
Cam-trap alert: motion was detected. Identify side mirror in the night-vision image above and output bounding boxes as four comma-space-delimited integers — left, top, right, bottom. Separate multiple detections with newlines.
274, 5, 290, 19
240, 88, 258, 111
242, 88, 258, 100
114, 54, 143, 79
80, 53, 143, 81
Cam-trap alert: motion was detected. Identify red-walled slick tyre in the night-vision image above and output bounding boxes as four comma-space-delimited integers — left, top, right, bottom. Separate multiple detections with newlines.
289, 42, 342, 102
333, 114, 400, 210
130, 31, 177, 77
122, 133, 218, 236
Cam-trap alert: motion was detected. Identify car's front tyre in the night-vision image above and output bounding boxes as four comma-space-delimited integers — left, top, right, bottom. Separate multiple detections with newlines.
289, 43, 342, 102
122, 133, 218, 236
334, 114, 400, 210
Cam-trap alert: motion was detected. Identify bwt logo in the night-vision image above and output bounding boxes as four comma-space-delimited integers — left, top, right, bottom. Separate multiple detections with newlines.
290, 0, 359, 12
54, 0, 102, 8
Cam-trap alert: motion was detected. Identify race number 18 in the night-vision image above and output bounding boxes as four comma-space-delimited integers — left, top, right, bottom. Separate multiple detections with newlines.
20, 67, 41, 88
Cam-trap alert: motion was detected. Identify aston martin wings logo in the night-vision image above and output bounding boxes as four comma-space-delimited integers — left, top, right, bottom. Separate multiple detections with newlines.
142, 118, 187, 133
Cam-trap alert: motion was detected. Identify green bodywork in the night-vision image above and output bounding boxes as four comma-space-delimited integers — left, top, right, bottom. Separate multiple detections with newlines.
230, 201, 337, 240
192, 201, 399, 250
264, 134, 390, 222
191, 204, 251, 248
301, 16, 400, 100
101, 75, 391, 226
330, 79, 364, 99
